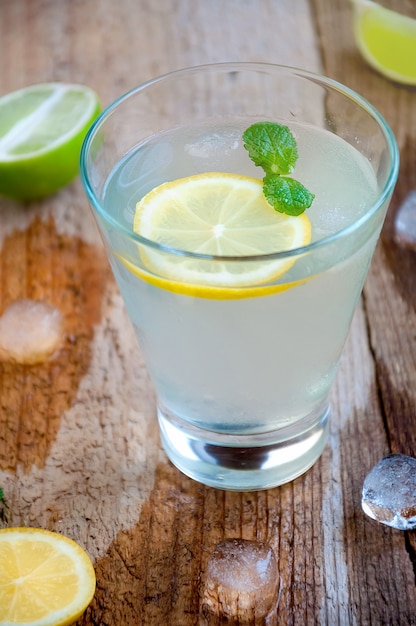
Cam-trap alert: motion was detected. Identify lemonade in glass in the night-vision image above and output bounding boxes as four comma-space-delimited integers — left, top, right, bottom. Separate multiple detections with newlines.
80, 63, 399, 490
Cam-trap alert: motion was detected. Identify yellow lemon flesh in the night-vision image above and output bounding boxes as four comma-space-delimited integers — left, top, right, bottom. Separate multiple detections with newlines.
0, 527, 96, 626
0, 83, 101, 200
352, 0, 416, 85
133, 172, 311, 297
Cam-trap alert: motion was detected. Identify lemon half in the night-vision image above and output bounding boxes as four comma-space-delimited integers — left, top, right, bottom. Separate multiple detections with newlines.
133, 172, 311, 294
352, 0, 416, 85
0, 527, 96, 626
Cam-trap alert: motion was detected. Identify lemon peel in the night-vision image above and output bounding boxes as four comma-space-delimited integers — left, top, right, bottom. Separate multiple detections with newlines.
119, 254, 311, 299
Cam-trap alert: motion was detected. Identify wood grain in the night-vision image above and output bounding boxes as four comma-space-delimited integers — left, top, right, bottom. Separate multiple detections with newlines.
1, 0, 415, 624
312, 0, 416, 585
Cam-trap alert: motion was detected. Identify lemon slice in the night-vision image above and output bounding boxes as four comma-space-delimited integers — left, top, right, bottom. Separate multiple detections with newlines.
0, 83, 101, 200
0, 527, 96, 625
352, 0, 416, 85
133, 173, 311, 292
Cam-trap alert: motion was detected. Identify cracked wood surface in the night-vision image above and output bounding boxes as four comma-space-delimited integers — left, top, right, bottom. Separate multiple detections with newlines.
0, 0, 415, 624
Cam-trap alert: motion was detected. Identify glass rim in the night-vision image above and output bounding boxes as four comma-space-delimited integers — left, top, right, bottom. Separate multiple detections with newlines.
80, 61, 400, 263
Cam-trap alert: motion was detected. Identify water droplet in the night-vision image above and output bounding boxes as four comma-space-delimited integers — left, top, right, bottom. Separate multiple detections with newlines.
202, 538, 280, 624
0, 299, 64, 365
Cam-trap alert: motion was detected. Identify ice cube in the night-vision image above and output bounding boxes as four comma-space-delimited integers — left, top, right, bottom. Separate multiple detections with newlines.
395, 190, 416, 247
185, 129, 240, 160
0, 299, 63, 365
202, 538, 280, 624
362, 454, 416, 530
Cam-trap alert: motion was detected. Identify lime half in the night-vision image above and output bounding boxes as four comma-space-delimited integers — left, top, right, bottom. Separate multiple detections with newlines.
0, 83, 101, 200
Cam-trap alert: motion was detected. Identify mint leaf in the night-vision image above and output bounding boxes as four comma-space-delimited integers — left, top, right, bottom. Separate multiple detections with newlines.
242, 122, 298, 175
263, 173, 314, 216
243, 121, 314, 215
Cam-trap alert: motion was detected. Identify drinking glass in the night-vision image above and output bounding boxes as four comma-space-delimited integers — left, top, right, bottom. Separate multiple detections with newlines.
80, 63, 399, 491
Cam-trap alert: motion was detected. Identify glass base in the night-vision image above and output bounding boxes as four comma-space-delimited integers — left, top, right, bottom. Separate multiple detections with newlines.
158, 403, 329, 491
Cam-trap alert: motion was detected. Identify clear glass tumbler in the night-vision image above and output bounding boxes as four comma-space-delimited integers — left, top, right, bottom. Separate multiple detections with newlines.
80, 63, 399, 491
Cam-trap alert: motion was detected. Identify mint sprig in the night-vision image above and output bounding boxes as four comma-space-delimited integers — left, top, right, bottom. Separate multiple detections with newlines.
242, 121, 314, 216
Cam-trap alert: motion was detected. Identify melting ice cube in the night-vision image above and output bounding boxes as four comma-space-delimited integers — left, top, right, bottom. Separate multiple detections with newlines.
362, 454, 416, 530
0, 299, 63, 365
395, 190, 416, 246
185, 129, 240, 160
202, 538, 280, 624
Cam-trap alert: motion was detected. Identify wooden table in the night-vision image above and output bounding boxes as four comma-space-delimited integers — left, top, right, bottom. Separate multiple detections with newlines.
1, 1, 416, 624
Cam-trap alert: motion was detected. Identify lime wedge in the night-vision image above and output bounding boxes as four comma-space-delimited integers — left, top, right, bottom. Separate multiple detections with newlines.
0, 83, 101, 200
352, 0, 416, 85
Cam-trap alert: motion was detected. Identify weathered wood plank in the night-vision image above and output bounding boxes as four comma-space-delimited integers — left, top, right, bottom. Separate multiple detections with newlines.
312, 0, 416, 607
1, 0, 415, 624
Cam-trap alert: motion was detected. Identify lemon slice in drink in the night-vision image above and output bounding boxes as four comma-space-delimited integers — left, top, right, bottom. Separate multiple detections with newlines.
133, 173, 311, 291
352, 0, 416, 85
0, 83, 101, 200
0, 527, 96, 625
